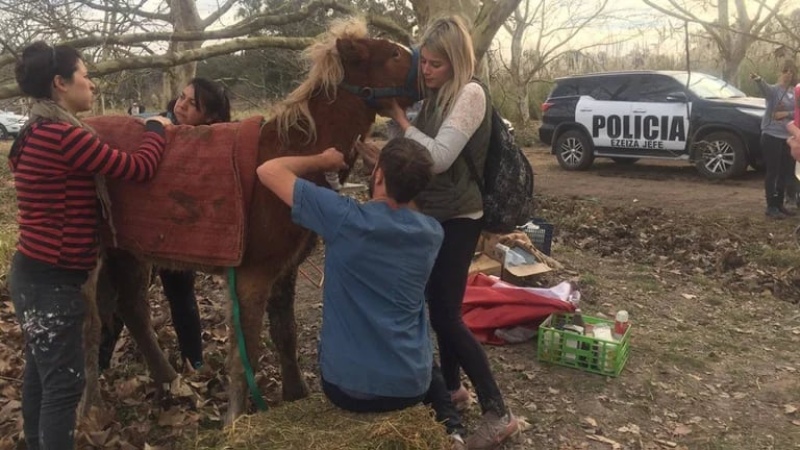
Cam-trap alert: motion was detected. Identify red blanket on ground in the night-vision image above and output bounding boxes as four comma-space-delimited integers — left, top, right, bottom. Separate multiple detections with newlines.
462, 273, 576, 345
85, 115, 263, 267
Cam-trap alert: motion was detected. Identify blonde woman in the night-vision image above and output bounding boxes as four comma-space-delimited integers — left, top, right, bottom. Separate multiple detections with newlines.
357, 16, 518, 449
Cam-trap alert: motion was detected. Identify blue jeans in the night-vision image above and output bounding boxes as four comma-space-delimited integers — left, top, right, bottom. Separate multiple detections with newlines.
322, 365, 465, 436
9, 252, 88, 450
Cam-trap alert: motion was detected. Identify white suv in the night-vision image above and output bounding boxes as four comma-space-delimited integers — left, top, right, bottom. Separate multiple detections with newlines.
0, 110, 27, 139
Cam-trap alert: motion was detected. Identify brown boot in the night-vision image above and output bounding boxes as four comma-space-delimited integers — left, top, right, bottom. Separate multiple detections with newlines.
450, 385, 472, 412
465, 411, 520, 450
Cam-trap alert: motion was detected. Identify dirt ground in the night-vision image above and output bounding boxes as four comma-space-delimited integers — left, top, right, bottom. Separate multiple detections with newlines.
525, 143, 767, 217
2, 142, 800, 449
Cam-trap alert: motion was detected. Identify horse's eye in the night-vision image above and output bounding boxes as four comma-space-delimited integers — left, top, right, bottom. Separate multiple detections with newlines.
392, 49, 401, 58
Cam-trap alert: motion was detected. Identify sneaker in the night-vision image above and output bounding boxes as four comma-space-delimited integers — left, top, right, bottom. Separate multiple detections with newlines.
766, 207, 786, 219
450, 386, 472, 412
465, 411, 520, 450
779, 206, 796, 216
450, 433, 467, 450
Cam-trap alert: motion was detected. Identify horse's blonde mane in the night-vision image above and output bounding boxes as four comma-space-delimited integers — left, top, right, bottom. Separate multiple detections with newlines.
272, 17, 368, 144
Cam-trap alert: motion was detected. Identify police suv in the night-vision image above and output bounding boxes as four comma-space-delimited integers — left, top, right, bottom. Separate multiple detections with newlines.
539, 71, 766, 179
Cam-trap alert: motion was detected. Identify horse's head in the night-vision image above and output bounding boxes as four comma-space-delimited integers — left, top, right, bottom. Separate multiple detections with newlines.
336, 38, 420, 113
269, 19, 420, 185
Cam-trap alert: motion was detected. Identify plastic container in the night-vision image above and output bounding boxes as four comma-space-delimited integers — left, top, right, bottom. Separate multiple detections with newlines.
537, 312, 631, 377
495, 243, 536, 267
613, 310, 630, 340
519, 218, 554, 255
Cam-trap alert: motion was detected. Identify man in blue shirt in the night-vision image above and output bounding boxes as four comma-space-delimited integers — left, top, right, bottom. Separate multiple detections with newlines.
257, 138, 466, 448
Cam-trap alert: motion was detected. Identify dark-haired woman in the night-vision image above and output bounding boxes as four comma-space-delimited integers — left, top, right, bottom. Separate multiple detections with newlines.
99, 77, 231, 371
752, 61, 798, 218
9, 41, 170, 450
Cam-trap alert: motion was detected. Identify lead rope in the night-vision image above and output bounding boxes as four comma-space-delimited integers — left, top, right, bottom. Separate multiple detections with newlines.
227, 267, 268, 411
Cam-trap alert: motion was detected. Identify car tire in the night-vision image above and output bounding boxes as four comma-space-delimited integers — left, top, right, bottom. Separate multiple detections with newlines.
0, 124, 8, 140
694, 131, 747, 179
555, 129, 594, 171
611, 157, 639, 165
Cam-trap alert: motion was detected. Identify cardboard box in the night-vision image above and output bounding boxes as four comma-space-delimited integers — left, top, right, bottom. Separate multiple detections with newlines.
475, 231, 552, 278
468, 253, 502, 277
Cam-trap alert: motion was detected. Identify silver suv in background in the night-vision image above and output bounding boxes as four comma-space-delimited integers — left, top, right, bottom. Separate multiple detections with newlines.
0, 110, 27, 139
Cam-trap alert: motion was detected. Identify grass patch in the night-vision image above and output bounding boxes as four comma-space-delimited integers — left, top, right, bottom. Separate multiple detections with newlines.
748, 246, 800, 269
579, 273, 598, 287
181, 394, 448, 450
628, 273, 663, 292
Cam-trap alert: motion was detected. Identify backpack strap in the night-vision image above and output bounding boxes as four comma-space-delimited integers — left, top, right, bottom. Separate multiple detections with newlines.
463, 147, 485, 195
462, 76, 491, 195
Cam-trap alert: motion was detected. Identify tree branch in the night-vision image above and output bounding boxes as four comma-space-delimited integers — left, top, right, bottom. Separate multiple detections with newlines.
0, 1, 410, 70
201, 0, 239, 28
73, 0, 170, 22
0, 35, 314, 99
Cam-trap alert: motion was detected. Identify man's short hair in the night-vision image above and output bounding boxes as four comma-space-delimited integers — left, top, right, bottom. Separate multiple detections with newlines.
377, 138, 434, 204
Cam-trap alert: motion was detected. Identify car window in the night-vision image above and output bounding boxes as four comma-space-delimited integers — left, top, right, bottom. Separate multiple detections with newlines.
670, 73, 746, 99
629, 75, 685, 102
587, 76, 638, 101
552, 81, 579, 97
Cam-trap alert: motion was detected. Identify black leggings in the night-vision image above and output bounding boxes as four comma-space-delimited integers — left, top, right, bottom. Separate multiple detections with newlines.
322, 365, 464, 436
160, 269, 203, 368
99, 269, 202, 369
762, 133, 794, 207
427, 217, 506, 417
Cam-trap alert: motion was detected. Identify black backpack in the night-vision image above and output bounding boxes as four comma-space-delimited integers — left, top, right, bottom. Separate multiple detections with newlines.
463, 90, 535, 233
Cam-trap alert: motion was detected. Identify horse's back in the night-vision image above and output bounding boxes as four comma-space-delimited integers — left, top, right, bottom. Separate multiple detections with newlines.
86, 115, 263, 267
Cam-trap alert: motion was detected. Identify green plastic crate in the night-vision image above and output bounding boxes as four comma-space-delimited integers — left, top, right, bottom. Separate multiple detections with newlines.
537, 313, 631, 377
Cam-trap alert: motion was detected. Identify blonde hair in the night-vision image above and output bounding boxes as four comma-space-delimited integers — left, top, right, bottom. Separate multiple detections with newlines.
418, 15, 475, 125
271, 17, 368, 143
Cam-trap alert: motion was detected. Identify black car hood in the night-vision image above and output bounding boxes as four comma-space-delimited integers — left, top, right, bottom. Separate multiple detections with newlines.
703, 96, 765, 109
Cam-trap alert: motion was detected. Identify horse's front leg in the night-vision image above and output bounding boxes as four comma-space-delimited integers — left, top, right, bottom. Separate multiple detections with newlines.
106, 249, 177, 384
225, 264, 275, 424
78, 261, 106, 416
267, 261, 310, 402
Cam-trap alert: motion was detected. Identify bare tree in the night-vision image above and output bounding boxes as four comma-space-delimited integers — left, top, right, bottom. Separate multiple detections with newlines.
642, 0, 788, 82
409, 0, 523, 62
502, 0, 610, 122
0, 0, 522, 100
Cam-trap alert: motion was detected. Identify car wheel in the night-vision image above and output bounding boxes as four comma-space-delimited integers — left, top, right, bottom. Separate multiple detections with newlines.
555, 130, 594, 171
0, 125, 8, 140
611, 157, 639, 165
694, 131, 747, 179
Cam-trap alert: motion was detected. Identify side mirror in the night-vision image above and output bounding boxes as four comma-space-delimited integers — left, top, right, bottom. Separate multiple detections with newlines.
666, 91, 688, 103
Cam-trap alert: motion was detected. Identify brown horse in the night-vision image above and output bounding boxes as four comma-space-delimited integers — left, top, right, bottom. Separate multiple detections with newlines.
84, 18, 418, 422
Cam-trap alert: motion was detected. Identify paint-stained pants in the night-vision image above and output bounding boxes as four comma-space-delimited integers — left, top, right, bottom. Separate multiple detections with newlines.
9, 252, 87, 450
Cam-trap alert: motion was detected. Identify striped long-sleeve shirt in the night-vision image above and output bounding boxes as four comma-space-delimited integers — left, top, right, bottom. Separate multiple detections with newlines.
10, 120, 166, 270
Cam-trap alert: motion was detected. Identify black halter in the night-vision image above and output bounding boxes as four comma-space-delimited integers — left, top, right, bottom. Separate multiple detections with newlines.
339, 47, 421, 109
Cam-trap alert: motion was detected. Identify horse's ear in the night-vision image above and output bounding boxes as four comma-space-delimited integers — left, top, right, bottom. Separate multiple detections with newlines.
336, 38, 369, 64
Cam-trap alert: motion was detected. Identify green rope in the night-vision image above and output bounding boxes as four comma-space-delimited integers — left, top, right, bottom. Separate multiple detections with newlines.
227, 267, 268, 411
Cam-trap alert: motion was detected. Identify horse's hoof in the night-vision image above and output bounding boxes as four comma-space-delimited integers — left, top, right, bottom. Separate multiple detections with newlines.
282, 379, 310, 402
224, 407, 242, 427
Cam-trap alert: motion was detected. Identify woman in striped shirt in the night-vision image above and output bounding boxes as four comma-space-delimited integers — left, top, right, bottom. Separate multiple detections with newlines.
8, 41, 171, 450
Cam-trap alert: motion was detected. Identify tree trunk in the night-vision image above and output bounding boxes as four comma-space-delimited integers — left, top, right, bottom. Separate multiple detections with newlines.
409, 0, 521, 62
517, 88, 530, 122
410, 0, 480, 30
164, 0, 204, 100
509, 7, 527, 121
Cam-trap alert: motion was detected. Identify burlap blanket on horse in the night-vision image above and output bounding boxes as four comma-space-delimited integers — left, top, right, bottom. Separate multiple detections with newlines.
84, 115, 263, 267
